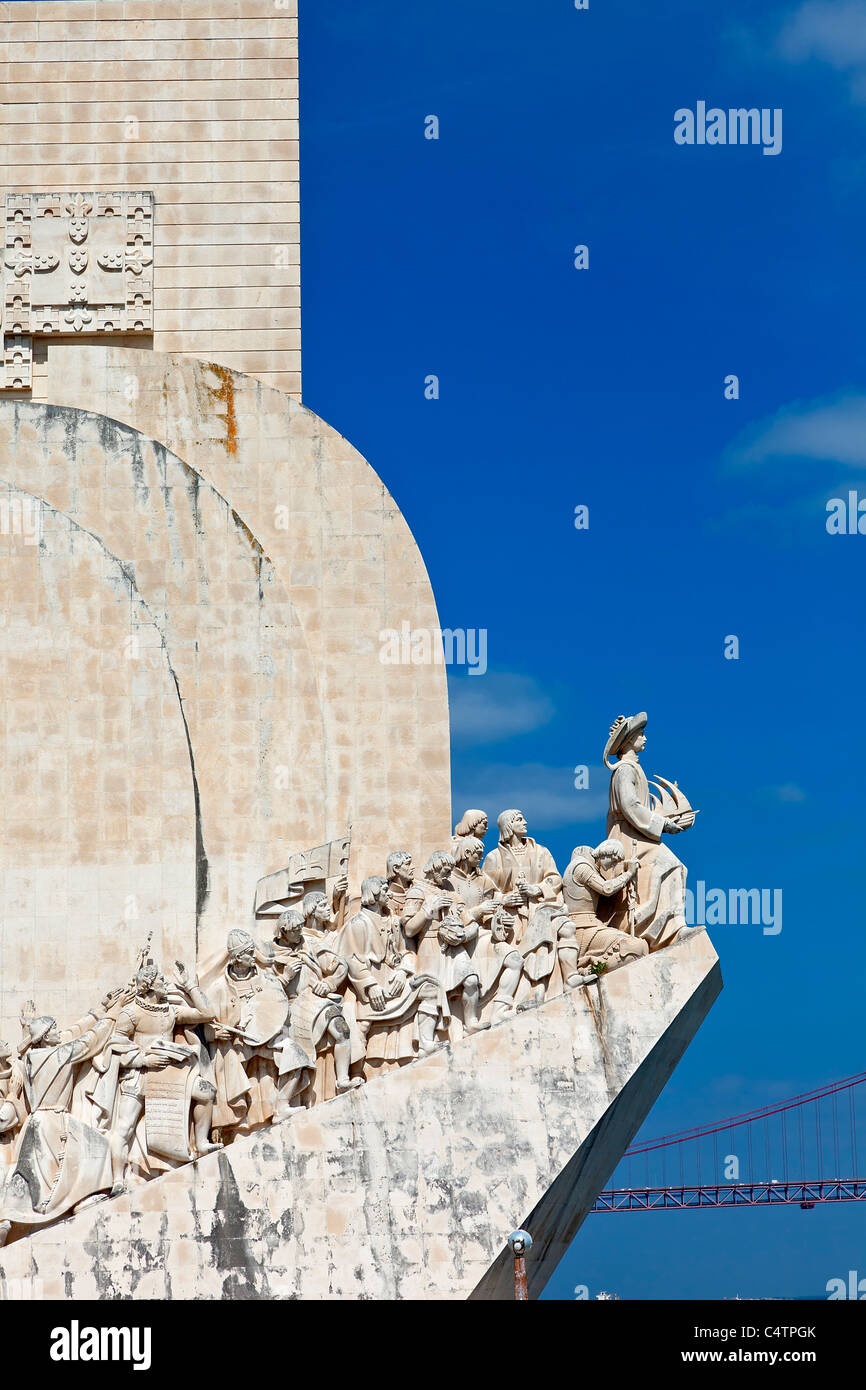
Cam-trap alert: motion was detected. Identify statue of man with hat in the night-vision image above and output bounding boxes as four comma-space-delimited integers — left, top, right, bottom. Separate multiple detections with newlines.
602, 712, 695, 950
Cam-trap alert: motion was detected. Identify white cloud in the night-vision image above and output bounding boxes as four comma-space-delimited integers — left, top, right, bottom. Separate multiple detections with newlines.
763, 783, 808, 804
777, 2, 866, 102
452, 760, 608, 834
448, 671, 555, 746
725, 393, 866, 471
778, 1, 866, 69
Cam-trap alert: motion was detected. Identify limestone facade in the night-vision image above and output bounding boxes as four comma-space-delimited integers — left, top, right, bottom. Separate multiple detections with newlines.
0, 0, 300, 398
0, 354, 452, 1044
42, 345, 453, 928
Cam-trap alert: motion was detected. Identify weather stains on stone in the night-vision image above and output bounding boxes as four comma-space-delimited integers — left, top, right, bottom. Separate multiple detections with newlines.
208, 1153, 265, 1299
200, 363, 238, 456
125, 1218, 169, 1297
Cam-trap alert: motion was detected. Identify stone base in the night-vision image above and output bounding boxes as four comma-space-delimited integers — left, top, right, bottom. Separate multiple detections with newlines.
0, 931, 721, 1300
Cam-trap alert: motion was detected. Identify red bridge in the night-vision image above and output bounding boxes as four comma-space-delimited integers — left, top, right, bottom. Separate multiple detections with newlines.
592, 1071, 866, 1212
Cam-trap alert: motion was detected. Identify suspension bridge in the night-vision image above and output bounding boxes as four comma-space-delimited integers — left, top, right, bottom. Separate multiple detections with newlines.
592, 1070, 866, 1213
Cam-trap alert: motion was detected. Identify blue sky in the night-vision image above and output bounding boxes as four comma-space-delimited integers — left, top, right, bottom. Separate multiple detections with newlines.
300, 0, 866, 1298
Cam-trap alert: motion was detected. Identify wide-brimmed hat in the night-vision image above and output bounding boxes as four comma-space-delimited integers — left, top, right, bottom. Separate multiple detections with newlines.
603, 712, 647, 769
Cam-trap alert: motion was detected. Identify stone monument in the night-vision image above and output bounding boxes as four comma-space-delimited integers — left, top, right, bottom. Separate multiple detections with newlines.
0, 1, 721, 1298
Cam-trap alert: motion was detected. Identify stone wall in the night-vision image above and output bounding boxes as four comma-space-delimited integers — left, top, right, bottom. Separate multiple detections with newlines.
0, 0, 301, 398
0, 351, 452, 1040
0, 397, 324, 1035
43, 345, 453, 915
0, 473, 199, 1038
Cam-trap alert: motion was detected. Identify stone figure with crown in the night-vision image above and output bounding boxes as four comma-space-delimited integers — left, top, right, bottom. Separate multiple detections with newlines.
106, 955, 222, 1193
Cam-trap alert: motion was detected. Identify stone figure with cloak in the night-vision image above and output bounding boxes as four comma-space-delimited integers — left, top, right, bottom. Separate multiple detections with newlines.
450, 835, 499, 919
270, 898, 364, 1102
207, 929, 311, 1135
0, 994, 121, 1244
0, 1036, 25, 1176
471, 905, 525, 1024
482, 809, 564, 1004
103, 960, 221, 1193
385, 850, 425, 930
337, 876, 439, 1076
601, 712, 696, 949
402, 850, 491, 1047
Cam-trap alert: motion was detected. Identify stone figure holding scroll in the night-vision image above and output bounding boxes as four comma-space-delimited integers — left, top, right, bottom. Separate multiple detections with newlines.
106, 956, 219, 1195
107, 960, 221, 1193
602, 712, 695, 950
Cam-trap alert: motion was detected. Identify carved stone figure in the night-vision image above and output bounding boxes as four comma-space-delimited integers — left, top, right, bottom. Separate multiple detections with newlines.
452, 808, 488, 847
482, 810, 562, 939
403, 851, 490, 1048
516, 904, 569, 1007
559, 841, 648, 985
385, 850, 425, 928
271, 901, 363, 1099
482, 810, 563, 1002
472, 906, 524, 1024
450, 836, 499, 917
0, 1038, 24, 1154
108, 961, 220, 1193
603, 713, 695, 949
337, 876, 439, 1074
208, 930, 311, 1134
0, 996, 119, 1243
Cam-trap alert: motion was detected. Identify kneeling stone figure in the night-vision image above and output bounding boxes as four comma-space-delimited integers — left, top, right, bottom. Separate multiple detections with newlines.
558, 840, 648, 985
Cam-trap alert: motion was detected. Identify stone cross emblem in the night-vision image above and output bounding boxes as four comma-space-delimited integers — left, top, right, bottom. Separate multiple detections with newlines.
1, 191, 154, 391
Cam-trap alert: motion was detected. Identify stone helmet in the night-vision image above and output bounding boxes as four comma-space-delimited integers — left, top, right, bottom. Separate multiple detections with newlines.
227, 928, 255, 961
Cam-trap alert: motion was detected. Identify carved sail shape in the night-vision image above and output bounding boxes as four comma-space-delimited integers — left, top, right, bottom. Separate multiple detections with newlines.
648, 773, 695, 818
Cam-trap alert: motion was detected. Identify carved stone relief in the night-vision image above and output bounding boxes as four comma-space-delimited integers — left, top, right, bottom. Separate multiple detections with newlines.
2, 192, 154, 390
0, 712, 699, 1245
